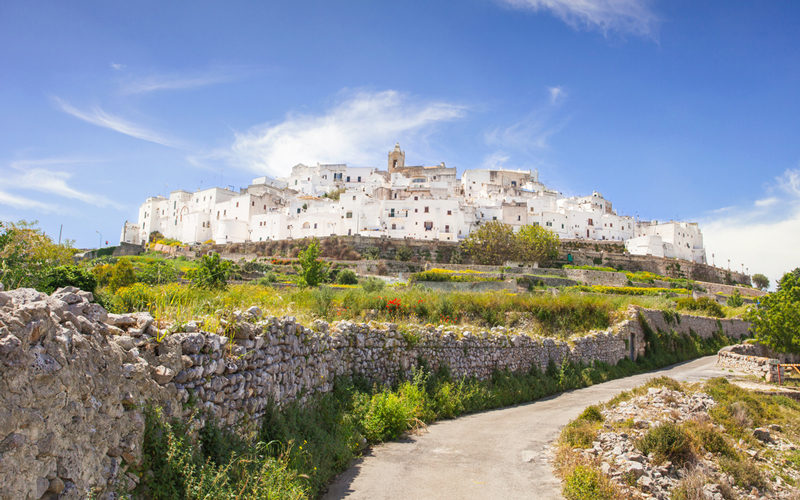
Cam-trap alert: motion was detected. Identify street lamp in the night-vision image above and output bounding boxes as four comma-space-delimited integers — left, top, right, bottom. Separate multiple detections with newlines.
727, 259, 730, 270
96, 231, 102, 248
712, 253, 715, 266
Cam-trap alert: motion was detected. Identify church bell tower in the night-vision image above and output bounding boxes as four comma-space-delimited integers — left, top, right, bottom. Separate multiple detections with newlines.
388, 143, 405, 173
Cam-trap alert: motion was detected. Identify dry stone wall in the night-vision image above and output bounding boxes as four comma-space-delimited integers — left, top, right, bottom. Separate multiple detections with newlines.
716, 349, 783, 382
0, 286, 748, 500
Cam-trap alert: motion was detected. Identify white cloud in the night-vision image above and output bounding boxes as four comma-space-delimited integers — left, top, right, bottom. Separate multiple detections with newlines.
214, 90, 466, 176
52, 97, 179, 147
700, 167, 800, 289
549, 86, 566, 104
481, 151, 512, 169
1, 159, 124, 210
120, 71, 238, 94
486, 87, 568, 151
0, 189, 58, 212
111, 63, 126, 70
500, 0, 658, 38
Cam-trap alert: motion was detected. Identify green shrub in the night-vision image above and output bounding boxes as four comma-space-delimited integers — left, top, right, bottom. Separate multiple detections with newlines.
562, 465, 616, 500
395, 245, 413, 261
361, 277, 386, 292
311, 286, 335, 318
577, 405, 604, 423
727, 288, 743, 307
185, 253, 232, 289
336, 269, 359, 285
40, 265, 97, 294
108, 259, 137, 293
675, 297, 725, 318
720, 456, 766, 489
362, 246, 380, 260
683, 420, 737, 458
636, 422, 694, 465
560, 420, 600, 449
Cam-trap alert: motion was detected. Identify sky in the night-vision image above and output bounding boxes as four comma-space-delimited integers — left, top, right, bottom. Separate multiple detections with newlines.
1, 0, 799, 286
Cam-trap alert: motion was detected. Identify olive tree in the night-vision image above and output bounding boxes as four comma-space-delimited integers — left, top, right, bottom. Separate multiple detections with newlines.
752, 273, 769, 291
462, 221, 517, 265
516, 224, 560, 265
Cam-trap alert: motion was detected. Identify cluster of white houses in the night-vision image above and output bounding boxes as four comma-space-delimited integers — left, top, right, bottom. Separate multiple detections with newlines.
120, 144, 707, 263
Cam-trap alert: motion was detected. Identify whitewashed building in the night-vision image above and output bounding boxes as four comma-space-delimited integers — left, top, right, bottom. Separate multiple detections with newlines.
123, 143, 707, 263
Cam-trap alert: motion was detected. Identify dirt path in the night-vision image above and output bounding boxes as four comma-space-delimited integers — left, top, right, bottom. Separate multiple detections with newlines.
323, 356, 737, 500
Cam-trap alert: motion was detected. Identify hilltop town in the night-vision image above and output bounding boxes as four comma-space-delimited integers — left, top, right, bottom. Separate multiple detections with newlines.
121, 143, 706, 264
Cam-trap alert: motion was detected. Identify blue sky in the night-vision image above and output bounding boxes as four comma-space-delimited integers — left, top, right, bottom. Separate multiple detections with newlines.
2, 0, 799, 284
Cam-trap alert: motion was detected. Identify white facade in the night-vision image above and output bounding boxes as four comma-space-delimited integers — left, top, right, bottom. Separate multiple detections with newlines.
625, 221, 706, 263
123, 144, 707, 263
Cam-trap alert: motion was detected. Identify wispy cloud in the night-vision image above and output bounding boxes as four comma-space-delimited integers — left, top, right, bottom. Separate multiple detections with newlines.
500, 0, 659, 38
481, 151, 512, 169
52, 97, 179, 147
111, 63, 126, 70
120, 70, 241, 94
0, 158, 124, 211
701, 167, 800, 289
486, 87, 568, 151
207, 90, 466, 176
0, 189, 58, 212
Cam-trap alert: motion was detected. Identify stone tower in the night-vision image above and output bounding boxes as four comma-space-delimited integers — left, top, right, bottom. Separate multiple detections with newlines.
388, 143, 405, 173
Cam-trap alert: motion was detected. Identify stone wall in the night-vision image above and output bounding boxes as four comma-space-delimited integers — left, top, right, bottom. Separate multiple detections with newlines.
694, 281, 766, 298
0, 286, 750, 499
717, 349, 783, 382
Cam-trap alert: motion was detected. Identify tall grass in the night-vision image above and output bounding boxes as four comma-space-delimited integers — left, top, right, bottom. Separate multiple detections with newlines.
106, 283, 678, 337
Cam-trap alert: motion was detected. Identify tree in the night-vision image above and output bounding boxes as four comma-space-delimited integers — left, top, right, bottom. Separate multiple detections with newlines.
294, 240, 329, 287
0, 220, 76, 290
463, 221, 517, 265
744, 270, 800, 355
41, 265, 98, 294
336, 268, 358, 285
185, 253, 233, 289
515, 225, 560, 264
752, 273, 770, 291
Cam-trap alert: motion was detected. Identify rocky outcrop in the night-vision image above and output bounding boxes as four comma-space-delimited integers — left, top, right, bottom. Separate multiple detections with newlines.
0, 287, 749, 499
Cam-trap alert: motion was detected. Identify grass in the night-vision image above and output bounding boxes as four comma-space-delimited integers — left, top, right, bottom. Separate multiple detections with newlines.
103, 282, 682, 337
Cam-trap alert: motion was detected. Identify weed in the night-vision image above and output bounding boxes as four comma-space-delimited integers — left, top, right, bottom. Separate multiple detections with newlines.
562, 464, 617, 500
636, 422, 694, 465
720, 456, 767, 489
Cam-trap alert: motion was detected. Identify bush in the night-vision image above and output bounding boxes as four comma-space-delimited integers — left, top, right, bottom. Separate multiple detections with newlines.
108, 259, 137, 293
560, 420, 600, 449
577, 405, 604, 423
675, 297, 725, 318
395, 245, 413, 261
727, 288, 743, 307
40, 265, 97, 294
683, 420, 736, 458
336, 269, 358, 285
311, 286, 335, 318
562, 465, 616, 500
361, 277, 386, 293
636, 422, 694, 465
720, 456, 766, 489
293, 240, 329, 287
184, 253, 232, 290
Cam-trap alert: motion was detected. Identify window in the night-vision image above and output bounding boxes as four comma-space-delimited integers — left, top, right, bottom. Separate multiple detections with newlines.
394, 193, 397, 199
562, 224, 565, 229
346, 176, 351, 182
264, 205, 266, 209
424, 206, 429, 213
217, 211, 220, 219
236, 202, 239, 208
346, 212, 353, 219
252, 201, 255, 206
392, 223, 396, 230
415, 208, 418, 213
334, 173, 342, 181
353, 196, 356, 200
511, 181, 516, 186
223, 210, 226, 216
390, 208, 395, 217
314, 223, 317, 229
303, 222, 310, 229
357, 176, 361, 182
588, 218, 593, 226
173, 201, 176, 209
295, 180, 298, 185
447, 210, 452, 215
445, 225, 450, 232
424, 221, 433, 231
297, 208, 301, 214
414, 196, 418, 201
493, 216, 497, 221
517, 216, 521, 221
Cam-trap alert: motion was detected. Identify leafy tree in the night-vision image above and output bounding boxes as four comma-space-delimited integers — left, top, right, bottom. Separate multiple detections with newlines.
752, 273, 769, 291
185, 253, 233, 289
516, 225, 560, 264
0, 220, 76, 290
744, 270, 800, 355
463, 221, 517, 265
294, 240, 329, 287
40, 265, 98, 294
108, 259, 137, 293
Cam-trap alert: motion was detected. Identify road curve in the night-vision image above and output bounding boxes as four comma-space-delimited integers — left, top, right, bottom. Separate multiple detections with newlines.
323, 356, 734, 500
